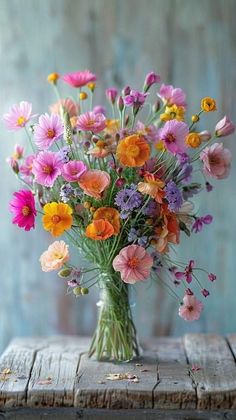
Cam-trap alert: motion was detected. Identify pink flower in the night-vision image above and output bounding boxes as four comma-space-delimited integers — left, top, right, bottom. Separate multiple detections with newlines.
61, 160, 87, 182
106, 88, 118, 104
199, 130, 211, 142
192, 215, 213, 233
3, 101, 35, 131
93, 105, 106, 115
144, 71, 161, 91
12, 144, 24, 160
20, 154, 36, 178
158, 84, 186, 107
179, 294, 203, 321
208, 273, 216, 282
215, 116, 235, 137
136, 121, 159, 142
159, 120, 189, 154
201, 288, 210, 298
34, 113, 64, 150
123, 90, 149, 107
32, 151, 62, 187
50, 98, 79, 118
77, 111, 106, 133
175, 260, 195, 283
112, 245, 153, 284
9, 189, 37, 231
200, 143, 232, 179
40, 241, 70, 272
61, 70, 96, 88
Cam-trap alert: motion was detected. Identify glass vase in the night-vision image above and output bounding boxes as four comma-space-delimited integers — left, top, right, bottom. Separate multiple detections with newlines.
88, 271, 141, 362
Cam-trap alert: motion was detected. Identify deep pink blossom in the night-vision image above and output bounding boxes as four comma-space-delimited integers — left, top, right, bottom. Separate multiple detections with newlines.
123, 90, 148, 107
158, 84, 186, 107
113, 245, 153, 284
215, 116, 235, 137
200, 143, 232, 179
61, 70, 96, 88
106, 88, 118, 104
32, 151, 62, 187
61, 160, 87, 182
144, 72, 161, 91
3, 101, 35, 131
159, 120, 189, 154
179, 294, 203, 321
208, 273, 217, 282
9, 189, 37, 231
175, 260, 195, 283
192, 215, 213, 233
34, 113, 64, 150
201, 288, 210, 298
77, 111, 106, 133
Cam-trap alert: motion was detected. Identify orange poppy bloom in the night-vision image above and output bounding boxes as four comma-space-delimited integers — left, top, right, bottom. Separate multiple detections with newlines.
116, 134, 150, 167
42, 202, 73, 237
78, 170, 110, 199
93, 207, 120, 235
85, 219, 114, 240
138, 174, 165, 203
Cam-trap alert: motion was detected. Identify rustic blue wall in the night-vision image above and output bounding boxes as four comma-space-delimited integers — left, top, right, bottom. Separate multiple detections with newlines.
0, 0, 236, 352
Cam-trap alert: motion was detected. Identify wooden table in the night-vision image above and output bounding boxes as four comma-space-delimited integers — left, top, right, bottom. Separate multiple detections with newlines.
0, 334, 236, 419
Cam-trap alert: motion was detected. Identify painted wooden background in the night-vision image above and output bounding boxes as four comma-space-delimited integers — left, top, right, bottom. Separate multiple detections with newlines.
0, 0, 236, 353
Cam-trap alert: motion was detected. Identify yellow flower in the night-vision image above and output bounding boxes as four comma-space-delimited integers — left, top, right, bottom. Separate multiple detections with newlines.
79, 92, 88, 100
201, 97, 217, 112
42, 202, 73, 237
160, 105, 185, 122
87, 82, 96, 92
116, 134, 150, 167
47, 72, 60, 85
185, 132, 201, 148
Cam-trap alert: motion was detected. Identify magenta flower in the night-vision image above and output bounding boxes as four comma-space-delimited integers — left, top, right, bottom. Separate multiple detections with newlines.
32, 151, 62, 187
61, 70, 96, 88
9, 189, 37, 231
192, 215, 213, 233
208, 273, 217, 282
179, 294, 203, 321
34, 113, 64, 150
77, 111, 106, 133
201, 288, 210, 298
215, 116, 235, 137
124, 90, 148, 107
158, 84, 186, 107
175, 260, 195, 283
144, 71, 161, 91
3, 101, 35, 131
159, 120, 189, 154
200, 143, 232, 180
106, 88, 118, 104
61, 160, 88, 182
112, 245, 153, 284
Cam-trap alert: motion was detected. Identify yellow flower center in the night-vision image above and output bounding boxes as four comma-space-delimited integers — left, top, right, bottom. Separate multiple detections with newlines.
51, 215, 61, 224
43, 165, 53, 174
127, 144, 140, 158
86, 119, 96, 128
47, 129, 55, 139
22, 205, 30, 216
127, 256, 139, 269
17, 116, 26, 126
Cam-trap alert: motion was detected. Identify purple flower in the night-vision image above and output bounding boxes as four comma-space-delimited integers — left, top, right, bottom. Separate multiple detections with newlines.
201, 288, 210, 298
165, 181, 183, 212
106, 87, 118, 104
158, 84, 186, 107
144, 72, 161, 91
93, 105, 106, 115
60, 183, 74, 203
34, 113, 64, 150
142, 199, 159, 217
177, 152, 190, 165
115, 184, 143, 212
175, 260, 195, 284
128, 228, 139, 242
208, 273, 216, 282
123, 90, 149, 107
182, 183, 201, 200
58, 146, 70, 163
192, 215, 213, 233
205, 181, 213, 192
138, 236, 148, 247
178, 164, 193, 183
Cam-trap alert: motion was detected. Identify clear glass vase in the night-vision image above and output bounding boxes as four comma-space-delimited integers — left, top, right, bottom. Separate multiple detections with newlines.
88, 271, 141, 362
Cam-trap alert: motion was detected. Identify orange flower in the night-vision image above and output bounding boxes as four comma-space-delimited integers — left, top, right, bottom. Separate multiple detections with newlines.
138, 174, 165, 203
201, 97, 217, 112
93, 207, 120, 235
42, 202, 73, 237
85, 219, 114, 240
78, 170, 110, 199
116, 134, 150, 167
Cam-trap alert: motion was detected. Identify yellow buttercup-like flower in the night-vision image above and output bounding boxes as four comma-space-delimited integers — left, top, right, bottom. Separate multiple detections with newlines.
201, 97, 217, 112
160, 105, 185, 122
185, 132, 202, 148
47, 72, 60, 85
42, 202, 73, 237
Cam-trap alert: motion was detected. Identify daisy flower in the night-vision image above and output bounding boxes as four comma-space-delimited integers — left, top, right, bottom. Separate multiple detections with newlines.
32, 151, 62, 187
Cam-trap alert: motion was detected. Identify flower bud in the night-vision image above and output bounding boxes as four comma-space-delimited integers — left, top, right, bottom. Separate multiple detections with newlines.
215, 116, 235, 137
117, 96, 124, 112
199, 130, 211, 142
47, 72, 59, 85
144, 72, 161, 92
152, 100, 161, 113
201, 288, 210, 298
83, 201, 91, 209
116, 167, 123, 176
125, 115, 130, 126
73, 287, 82, 296
185, 288, 193, 295
115, 178, 125, 188
90, 206, 96, 213
87, 82, 96, 92
58, 268, 72, 278
79, 92, 88, 100
8, 158, 19, 174
122, 86, 131, 96
81, 287, 89, 295
106, 87, 118, 105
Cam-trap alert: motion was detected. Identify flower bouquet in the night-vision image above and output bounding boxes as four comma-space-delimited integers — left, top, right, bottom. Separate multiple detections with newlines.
4, 70, 234, 362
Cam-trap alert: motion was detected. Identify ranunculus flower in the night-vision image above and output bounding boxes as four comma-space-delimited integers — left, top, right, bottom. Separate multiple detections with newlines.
200, 143, 232, 179
215, 116, 235, 137
179, 294, 203, 321
76, 111, 106, 133
112, 245, 153, 284
78, 169, 110, 199
9, 189, 37, 231
61, 160, 87, 182
116, 134, 150, 167
61, 70, 96, 88
40, 241, 70, 272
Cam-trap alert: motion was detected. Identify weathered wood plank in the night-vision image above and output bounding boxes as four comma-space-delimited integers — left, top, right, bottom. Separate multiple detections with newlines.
184, 334, 236, 409
75, 352, 157, 409
152, 338, 196, 409
26, 336, 89, 407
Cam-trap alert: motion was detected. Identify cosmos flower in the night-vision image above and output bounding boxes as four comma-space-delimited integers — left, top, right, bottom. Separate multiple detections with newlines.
61, 160, 87, 182
61, 70, 96, 88
3, 101, 35, 131
76, 111, 106, 133
34, 113, 64, 149
158, 84, 186, 107
9, 189, 37, 231
32, 151, 62, 187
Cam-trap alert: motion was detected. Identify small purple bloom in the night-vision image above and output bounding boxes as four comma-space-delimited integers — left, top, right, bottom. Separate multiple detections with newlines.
138, 236, 148, 247
60, 183, 74, 203
142, 199, 159, 217
165, 180, 183, 212
201, 289, 210, 298
205, 181, 213, 192
115, 184, 143, 212
57, 146, 70, 163
192, 215, 213, 233
175, 260, 195, 284
123, 90, 149, 107
178, 164, 193, 183
177, 152, 191, 165
208, 273, 217, 282
128, 228, 139, 242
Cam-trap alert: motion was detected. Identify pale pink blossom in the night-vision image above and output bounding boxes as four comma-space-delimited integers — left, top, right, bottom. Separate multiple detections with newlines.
50, 98, 79, 118
179, 294, 203, 321
61, 160, 87, 182
215, 116, 235, 137
3, 101, 35, 131
200, 143, 232, 179
76, 111, 106, 133
34, 113, 64, 150
112, 245, 153, 284
158, 84, 186, 107
40, 241, 70, 272
159, 120, 189, 154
